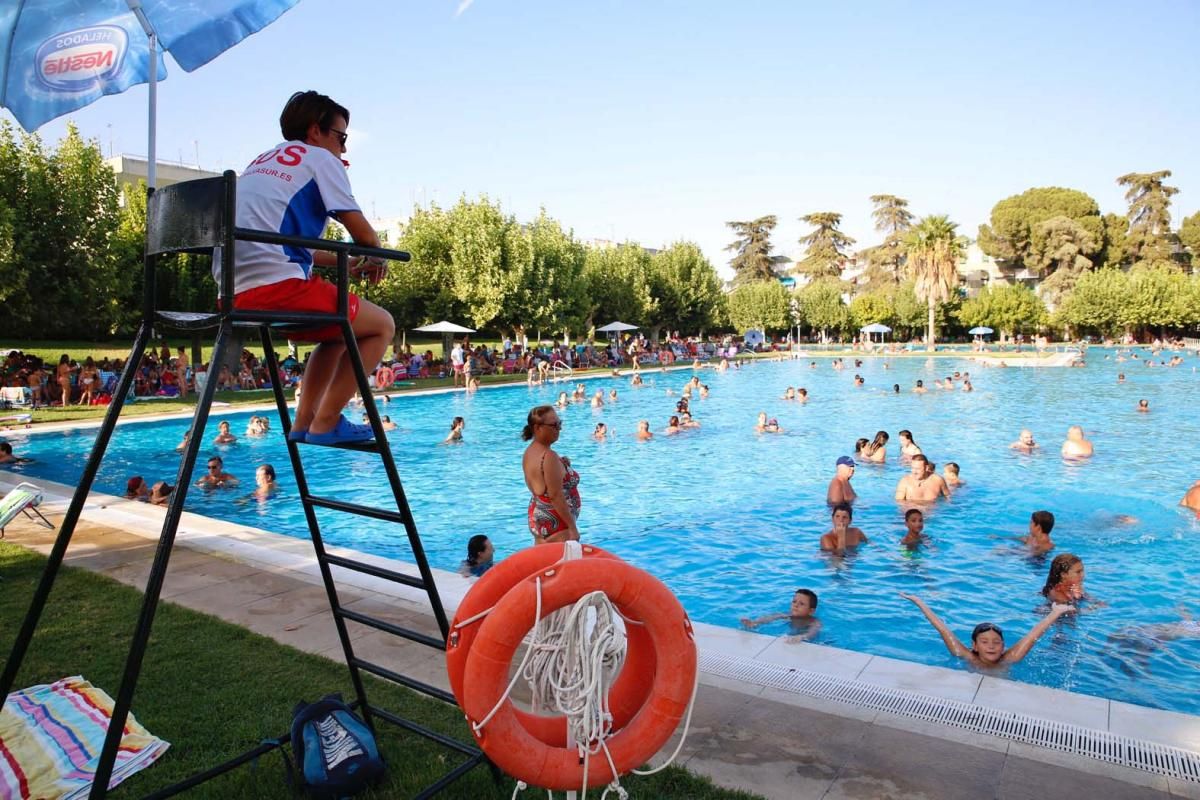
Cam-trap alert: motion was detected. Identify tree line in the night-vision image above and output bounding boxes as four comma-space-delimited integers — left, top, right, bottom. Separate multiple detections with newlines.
0, 123, 730, 342
725, 175, 1200, 345
4, 123, 1199, 344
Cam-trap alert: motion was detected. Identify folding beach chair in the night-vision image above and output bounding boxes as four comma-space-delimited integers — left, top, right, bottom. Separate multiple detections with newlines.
0, 482, 54, 538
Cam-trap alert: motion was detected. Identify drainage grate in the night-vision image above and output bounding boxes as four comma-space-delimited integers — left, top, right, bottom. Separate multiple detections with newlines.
700, 652, 1200, 783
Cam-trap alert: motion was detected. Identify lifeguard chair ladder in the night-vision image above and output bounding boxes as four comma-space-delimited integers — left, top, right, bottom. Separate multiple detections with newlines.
0, 172, 490, 798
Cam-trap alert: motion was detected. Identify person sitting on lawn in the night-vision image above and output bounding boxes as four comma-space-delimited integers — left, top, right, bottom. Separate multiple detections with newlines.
221, 91, 394, 446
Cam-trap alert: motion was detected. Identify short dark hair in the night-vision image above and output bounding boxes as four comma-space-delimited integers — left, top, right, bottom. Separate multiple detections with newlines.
904, 508, 923, 521
911, 454, 928, 464
831, 502, 853, 520
794, 588, 818, 609
0, 442, 11, 455
280, 91, 350, 141
1031, 510, 1055, 534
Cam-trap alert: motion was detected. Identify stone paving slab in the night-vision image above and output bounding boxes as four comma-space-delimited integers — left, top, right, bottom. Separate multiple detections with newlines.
0, 512, 1186, 800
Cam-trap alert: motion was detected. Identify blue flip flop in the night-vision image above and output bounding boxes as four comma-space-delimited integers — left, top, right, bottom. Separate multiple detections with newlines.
305, 415, 374, 446
287, 427, 308, 443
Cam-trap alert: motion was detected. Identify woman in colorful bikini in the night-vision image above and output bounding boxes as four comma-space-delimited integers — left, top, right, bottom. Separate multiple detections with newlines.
521, 405, 580, 543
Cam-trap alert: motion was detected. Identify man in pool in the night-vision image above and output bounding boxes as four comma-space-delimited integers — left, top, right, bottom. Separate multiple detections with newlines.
1180, 480, 1200, 513
1021, 509, 1055, 554
197, 456, 239, 489
894, 454, 950, 502
826, 456, 857, 505
820, 502, 868, 553
1009, 429, 1038, 452
740, 588, 821, 641
1061, 424, 1094, 459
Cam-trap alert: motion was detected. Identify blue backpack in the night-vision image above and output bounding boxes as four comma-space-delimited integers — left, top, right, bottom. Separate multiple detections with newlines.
286, 694, 385, 799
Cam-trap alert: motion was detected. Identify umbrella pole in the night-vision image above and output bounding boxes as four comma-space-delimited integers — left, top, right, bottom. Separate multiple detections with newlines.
127, 2, 159, 189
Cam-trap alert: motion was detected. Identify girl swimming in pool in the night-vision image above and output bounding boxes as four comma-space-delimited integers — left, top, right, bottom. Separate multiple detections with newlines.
858, 430, 889, 463
901, 593, 1074, 668
1041, 553, 1090, 605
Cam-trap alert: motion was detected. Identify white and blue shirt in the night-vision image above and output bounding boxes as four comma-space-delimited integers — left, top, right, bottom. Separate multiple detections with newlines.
216, 141, 360, 295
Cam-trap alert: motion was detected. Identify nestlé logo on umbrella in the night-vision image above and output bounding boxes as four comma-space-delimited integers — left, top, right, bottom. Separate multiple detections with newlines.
36, 26, 128, 92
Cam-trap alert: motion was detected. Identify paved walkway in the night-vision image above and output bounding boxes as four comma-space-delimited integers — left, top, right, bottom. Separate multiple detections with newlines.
2, 514, 1194, 800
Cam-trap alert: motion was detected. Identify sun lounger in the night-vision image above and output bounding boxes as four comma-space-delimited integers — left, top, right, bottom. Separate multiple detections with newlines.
0, 481, 54, 538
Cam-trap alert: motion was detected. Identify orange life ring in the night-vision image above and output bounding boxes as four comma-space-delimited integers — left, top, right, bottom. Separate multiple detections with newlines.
460, 557, 696, 790
446, 543, 656, 748
375, 365, 394, 388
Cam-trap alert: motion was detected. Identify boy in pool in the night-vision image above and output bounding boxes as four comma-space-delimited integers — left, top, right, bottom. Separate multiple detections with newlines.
900, 508, 928, 548
1021, 510, 1055, 554
740, 589, 821, 641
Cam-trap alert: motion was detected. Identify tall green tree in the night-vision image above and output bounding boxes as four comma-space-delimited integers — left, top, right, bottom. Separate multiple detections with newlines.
861, 194, 913, 285
1032, 216, 1099, 302
977, 187, 1102, 277
1120, 263, 1193, 335
645, 241, 725, 340
1097, 212, 1132, 270
389, 203, 457, 325
1054, 269, 1130, 337
499, 210, 587, 340
581, 244, 655, 333
1117, 170, 1179, 264
848, 290, 896, 332
798, 277, 849, 342
904, 214, 965, 350
794, 212, 855, 279
726, 280, 791, 333
1177, 211, 1200, 272
725, 215, 778, 285
955, 284, 1045, 340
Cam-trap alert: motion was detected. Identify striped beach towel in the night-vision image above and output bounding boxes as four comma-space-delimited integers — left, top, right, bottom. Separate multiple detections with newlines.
1, 676, 170, 799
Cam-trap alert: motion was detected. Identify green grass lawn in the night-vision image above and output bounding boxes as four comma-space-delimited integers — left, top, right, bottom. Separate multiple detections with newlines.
0, 542, 760, 799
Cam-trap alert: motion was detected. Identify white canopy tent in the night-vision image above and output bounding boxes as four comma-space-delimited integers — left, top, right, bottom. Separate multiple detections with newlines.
413, 320, 476, 360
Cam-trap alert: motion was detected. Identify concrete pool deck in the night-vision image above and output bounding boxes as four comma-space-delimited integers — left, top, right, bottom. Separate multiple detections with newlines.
2, 475, 1199, 799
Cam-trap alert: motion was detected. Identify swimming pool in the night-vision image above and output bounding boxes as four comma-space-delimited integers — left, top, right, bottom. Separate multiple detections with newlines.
5, 351, 1200, 715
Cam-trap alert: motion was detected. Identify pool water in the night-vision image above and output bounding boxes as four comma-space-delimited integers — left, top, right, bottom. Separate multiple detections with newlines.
5, 352, 1200, 715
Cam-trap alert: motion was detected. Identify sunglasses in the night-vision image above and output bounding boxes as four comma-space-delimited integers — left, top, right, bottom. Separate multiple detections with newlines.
328, 127, 348, 147
539, 420, 562, 429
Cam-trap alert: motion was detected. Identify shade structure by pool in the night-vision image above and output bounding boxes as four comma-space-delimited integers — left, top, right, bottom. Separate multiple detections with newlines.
414, 320, 476, 359
860, 323, 892, 334
969, 326, 994, 335
596, 321, 639, 333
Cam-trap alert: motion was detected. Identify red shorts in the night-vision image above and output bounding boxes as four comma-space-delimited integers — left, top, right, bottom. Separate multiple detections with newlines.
233, 277, 359, 343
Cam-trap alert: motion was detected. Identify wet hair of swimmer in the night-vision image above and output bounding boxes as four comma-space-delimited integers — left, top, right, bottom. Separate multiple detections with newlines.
522, 405, 555, 441
904, 508, 923, 522
830, 502, 854, 521
670, 415, 680, 426
466, 534, 490, 565
450, 416, 464, 430
258, 464, 276, 480
1041, 552, 1081, 596
594, 423, 606, 433
1031, 509, 1055, 535
971, 622, 1004, 646
794, 588, 819, 609
855, 437, 869, 453
870, 430, 889, 448
945, 462, 960, 475
899, 429, 914, 442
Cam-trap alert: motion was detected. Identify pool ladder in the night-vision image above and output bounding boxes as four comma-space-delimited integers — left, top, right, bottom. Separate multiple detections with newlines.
0, 171, 492, 799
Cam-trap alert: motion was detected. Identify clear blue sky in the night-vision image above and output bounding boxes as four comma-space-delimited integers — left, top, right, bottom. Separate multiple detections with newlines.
12, 0, 1200, 276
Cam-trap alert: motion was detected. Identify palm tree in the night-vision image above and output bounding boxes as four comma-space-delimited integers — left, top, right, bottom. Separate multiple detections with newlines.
903, 215, 965, 351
